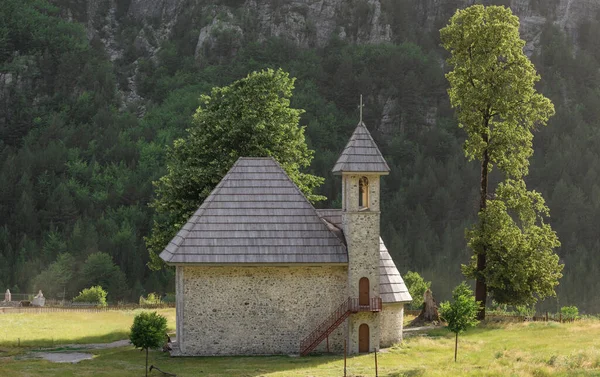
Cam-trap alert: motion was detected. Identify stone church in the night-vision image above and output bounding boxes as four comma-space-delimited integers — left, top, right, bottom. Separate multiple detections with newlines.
160, 121, 412, 356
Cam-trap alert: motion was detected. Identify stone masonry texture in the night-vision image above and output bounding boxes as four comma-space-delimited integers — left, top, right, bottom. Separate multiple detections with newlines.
343, 173, 383, 353
380, 303, 404, 347
179, 265, 347, 356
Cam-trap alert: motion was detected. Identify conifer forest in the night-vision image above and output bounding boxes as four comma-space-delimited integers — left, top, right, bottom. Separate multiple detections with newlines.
2, 0, 600, 312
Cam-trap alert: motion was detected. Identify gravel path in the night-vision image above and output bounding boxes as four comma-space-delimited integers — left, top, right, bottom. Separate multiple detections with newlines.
30, 339, 133, 363
36, 352, 94, 363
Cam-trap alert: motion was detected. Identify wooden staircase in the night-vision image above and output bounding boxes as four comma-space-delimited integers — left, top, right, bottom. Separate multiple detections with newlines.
299, 297, 382, 356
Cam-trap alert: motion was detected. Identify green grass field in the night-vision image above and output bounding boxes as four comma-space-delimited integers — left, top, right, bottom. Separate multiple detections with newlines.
1, 309, 600, 376
0, 309, 176, 347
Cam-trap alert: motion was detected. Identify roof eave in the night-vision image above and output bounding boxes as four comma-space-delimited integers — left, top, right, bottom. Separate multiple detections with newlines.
332, 170, 390, 175
162, 262, 350, 267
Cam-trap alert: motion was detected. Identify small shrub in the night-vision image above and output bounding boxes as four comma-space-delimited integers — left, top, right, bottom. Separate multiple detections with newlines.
561, 306, 579, 321
139, 292, 162, 306
515, 305, 536, 319
161, 293, 176, 303
130, 311, 168, 377
404, 271, 431, 310
73, 286, 107, 306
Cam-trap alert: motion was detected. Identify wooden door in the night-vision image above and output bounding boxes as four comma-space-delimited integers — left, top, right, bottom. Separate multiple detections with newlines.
359, 324, 369, 353
359, 277, 369, 306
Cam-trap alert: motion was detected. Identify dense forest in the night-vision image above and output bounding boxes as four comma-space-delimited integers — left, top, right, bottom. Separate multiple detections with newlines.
1, 0, 600, 312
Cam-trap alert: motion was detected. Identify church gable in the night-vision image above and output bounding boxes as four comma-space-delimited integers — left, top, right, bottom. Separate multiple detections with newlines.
160, 157, 347, 264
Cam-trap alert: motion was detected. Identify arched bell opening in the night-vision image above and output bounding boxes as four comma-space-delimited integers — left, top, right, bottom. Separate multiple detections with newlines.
358, 177, 369, 209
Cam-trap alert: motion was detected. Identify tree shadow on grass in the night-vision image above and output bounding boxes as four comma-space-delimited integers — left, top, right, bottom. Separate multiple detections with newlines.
82, 349, 356, 377
425, 322, 508, 339
0, 330, 131, 349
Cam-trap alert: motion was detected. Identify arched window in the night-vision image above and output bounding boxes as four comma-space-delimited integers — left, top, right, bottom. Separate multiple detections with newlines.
359, 177, 369, 209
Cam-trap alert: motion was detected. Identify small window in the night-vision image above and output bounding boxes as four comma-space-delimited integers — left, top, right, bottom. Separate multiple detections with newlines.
359, 177, 369, 209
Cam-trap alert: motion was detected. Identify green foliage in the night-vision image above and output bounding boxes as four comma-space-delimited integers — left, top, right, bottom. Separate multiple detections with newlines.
560, 306, 579, 321
2, 0, 600, 315
146, 68, 325, 270
441, 5, 562, 309
73, 285, 107, 306
130, 312, 168, 350
514, 305, 536, 318
33, 253, 75, 299
80, 252, 129, 301
439, 282, 480, 362
129, 311, 168, 377
441, 5, 555, 180
403, 271, 432, 310
440, 283, 480, 335
464, 181, 563, 306
139, 293, 162, 306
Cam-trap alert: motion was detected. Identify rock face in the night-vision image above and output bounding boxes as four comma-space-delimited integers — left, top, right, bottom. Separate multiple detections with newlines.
51, 0, 600, 66
47, 0, 600, 113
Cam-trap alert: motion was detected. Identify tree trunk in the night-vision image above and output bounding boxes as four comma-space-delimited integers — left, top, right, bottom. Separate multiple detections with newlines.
418, 289, 440, 322
409, 289, 440, 327
475, 141, 490, 320
145, 348, 148, 377
454, 332, 458, 362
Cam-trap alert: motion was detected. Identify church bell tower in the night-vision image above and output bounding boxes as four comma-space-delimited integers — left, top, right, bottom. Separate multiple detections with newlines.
332, 111, 390, 354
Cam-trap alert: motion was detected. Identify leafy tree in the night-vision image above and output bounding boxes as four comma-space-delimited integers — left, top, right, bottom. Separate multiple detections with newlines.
440, 5, 561, 318
33, 253, 75, 299
465, 180, 562, 306
80, 252, 129, 300
404, 271, 432, 310
73, 285, 107, 306
146, 68, 325, 270
439, 282, 480, 362
129, 311, 168, 377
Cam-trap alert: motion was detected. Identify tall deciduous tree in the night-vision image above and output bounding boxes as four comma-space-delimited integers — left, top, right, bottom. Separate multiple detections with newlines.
146, 68, 325, 270
440, 5, 562, 318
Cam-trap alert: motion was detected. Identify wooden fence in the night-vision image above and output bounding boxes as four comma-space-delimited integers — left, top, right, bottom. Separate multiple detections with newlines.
0, 303, 175, 314
405, 308, 581, 323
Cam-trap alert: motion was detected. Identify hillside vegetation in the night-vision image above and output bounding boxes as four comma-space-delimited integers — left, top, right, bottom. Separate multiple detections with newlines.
1, 0, 600, 312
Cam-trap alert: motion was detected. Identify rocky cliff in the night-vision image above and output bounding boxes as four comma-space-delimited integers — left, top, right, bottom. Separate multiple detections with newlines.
48, 0, 600, 107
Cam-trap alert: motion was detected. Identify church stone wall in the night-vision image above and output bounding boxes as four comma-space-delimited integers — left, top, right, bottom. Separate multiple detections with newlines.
380, 303, 404, 348
179, 265, 347, 356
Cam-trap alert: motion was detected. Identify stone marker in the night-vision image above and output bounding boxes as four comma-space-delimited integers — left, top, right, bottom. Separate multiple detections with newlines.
4, 289, 10, 302
32, 290, 45, 307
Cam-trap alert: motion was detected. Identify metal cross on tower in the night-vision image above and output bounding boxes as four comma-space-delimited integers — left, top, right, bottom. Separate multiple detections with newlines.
359, 94, 364, 122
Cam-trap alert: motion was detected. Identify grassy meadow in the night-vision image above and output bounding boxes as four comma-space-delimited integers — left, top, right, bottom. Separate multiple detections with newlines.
1, 309, 600, 376
0, 309, 176, 347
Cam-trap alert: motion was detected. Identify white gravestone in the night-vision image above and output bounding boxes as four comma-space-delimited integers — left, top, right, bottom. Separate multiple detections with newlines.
32, 290, 45, 306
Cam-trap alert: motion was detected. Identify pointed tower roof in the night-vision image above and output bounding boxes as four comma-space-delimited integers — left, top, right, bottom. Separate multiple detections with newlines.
332, 121, 390, 174
160, 157, 348, 264
379, 238, 412, 303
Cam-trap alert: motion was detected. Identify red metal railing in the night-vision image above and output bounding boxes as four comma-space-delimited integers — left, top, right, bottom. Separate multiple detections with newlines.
299, 297, 382, 356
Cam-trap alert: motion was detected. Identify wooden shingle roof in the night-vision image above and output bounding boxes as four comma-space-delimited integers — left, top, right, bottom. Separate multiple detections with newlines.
332, 122, 390, 174
379, 239, 412, 303
315, 210, 411, 303
160, 157, 348, 264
